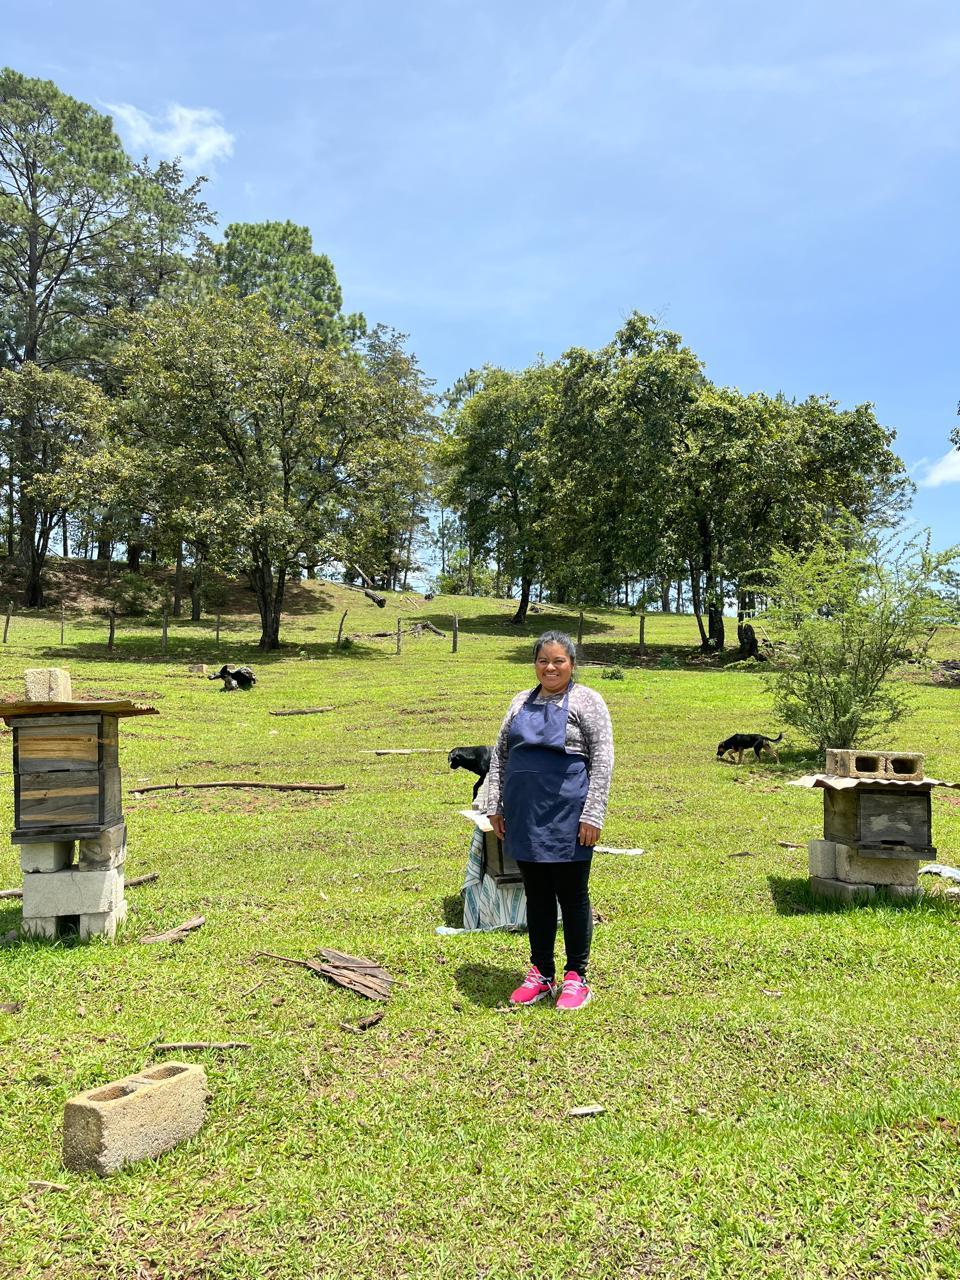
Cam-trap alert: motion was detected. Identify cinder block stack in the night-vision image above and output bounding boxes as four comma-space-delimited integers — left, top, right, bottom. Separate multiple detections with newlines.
807, 748, 929, 904
4, 669, 154, 941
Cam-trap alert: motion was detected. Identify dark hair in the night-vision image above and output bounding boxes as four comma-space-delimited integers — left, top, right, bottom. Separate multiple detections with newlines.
533, 630, 577, 665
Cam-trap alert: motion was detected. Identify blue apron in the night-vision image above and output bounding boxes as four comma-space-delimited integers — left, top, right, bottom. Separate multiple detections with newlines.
502, 686, 590, 863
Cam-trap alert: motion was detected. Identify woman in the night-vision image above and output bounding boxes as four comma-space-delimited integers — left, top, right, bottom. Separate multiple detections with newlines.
487, 630, 614, 1010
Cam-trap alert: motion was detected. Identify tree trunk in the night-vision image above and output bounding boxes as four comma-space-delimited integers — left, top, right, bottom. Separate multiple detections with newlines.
688, 560, 709, 648
96, 539, 111, 561
128, 542, 142, 572
61, 512, 69, 560
172, 542, 183, 617
659, 577, 671, 613
251, 554, 284, 650
512, 575, 532, 624
190, 560, 203, 622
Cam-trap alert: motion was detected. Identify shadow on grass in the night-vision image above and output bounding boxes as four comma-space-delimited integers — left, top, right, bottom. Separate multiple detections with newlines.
418, 609, 616, 641
455, 963, 523, 1008
33, 636, 386, 666
768, 874, 935, 916
441, 894, 464, 929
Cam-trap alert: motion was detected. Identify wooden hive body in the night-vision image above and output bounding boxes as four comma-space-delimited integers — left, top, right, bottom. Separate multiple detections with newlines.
823, 785, 933, 858
11, 714, 122, 840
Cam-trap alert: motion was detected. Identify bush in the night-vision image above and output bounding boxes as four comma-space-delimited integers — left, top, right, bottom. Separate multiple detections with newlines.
601, 665, 625, 680
106, 572, 163, 617
759, 520, 957, 753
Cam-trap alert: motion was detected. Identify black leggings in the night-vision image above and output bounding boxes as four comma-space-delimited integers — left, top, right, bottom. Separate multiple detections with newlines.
518, 857, 593, 981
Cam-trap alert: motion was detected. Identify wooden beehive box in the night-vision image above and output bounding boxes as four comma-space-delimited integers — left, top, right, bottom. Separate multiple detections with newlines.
481, 828, 522, 884
823, 785, 933, 858
1, 701, 157, 841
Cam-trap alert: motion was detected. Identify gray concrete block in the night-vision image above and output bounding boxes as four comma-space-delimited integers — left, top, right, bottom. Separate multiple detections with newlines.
18, 840, 75, 873
883, 884, 924, 903
808, 838, 836, 879
835, 843, 919, 886
62, 1062, 209, 1176
884, 752, 924, 782
20, 915, 60, 939
22, 867, 123, 918
23, 667, 72, 702
78, 823, 126, 870
825, 748, 884, 779
810, 876, 876, 903
79, 900, 127, 941
187, 663, 209, 674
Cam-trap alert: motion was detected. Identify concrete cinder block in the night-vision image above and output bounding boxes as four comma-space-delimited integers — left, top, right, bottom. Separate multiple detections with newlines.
21, 867, 123, 919
79, 900, 127, 941
187, 664, 209, 675
18, 840, 75, 873
825, 748, 884, 779
20, 915, 60, 939
810, 876, 876, 904
808, 838, 837, 879
78, 823, 126, 870
23, 668, 72, 702
883, 884, 924, 903
62, 1062, 209, 1175
884, 752, 925, 782
834, 843, 919, 886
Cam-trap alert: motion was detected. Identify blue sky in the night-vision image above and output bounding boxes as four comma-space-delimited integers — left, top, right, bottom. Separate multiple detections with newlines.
7, 0, 960, 543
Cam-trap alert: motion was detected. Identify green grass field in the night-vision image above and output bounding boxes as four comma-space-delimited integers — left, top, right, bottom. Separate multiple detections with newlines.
2, 586, 960, 1279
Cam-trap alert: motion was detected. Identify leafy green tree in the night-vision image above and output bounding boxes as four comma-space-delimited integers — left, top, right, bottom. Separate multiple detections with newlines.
759, 520, 956, 752
441, 362, 557, 622
0, 364, 107, 601
213, 221, 364, 346
106, 293, 385, 649
0, 68, 212, 601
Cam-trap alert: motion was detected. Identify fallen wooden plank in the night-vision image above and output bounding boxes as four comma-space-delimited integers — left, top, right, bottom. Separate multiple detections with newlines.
140, 915, 205, 945
154, 1040, 250, 1052
361, 748, 445, 756
568, 1105, 607, 1119
130, 780, 345, 794
126, 872, 159, 888
28, 1180, 68, 1192
0, 887, 22, 900
268, 707, 336, 717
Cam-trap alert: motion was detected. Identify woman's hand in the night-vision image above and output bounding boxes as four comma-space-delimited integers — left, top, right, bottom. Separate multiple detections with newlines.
489, 814, 505, 840
578, 821, 600, 847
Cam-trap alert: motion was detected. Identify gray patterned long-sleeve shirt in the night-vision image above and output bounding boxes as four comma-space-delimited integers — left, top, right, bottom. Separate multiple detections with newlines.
485, 682, 614, 828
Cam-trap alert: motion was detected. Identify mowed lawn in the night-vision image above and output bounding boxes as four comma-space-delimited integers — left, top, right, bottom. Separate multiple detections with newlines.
2, 587, 960, 1279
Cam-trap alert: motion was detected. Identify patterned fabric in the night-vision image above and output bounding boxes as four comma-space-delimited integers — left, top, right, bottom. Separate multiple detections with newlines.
460, 826, 527, 931
486, 682, 614, 827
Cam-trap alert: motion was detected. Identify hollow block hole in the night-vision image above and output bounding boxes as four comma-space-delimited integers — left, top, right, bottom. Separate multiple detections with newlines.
854, 755, 880, 773
141, 1065, 186, 1080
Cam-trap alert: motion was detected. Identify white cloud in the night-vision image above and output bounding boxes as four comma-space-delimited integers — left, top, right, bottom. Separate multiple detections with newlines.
106, 102, 234, 170
916, 448, 960, 488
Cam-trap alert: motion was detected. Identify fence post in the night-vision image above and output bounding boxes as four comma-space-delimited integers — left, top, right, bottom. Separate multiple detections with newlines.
639, 613, 646, 657
577, 609, 584, 647
161, 607, 168, 656
60, 602, 65, 647
452, 614, 458, 654
107, 609, 116, 653
336, 609, 348, 648
396, 617, 402, 655
2, 600, 12, 644
215, 612, 221, 650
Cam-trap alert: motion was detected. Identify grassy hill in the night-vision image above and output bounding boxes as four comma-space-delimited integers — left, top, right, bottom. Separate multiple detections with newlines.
1, 585, 960, 1278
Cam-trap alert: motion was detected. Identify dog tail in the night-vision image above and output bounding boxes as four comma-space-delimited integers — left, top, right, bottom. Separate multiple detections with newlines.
767, 733, 783, 743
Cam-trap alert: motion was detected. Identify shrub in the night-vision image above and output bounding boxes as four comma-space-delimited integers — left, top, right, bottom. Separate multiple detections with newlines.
759, 520, 958, 752
601, 665, 625, 680
106, 572, 163, 617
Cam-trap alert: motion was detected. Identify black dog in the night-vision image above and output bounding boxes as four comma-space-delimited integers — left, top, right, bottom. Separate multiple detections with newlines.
208, 664, 256, 692
448, 745, 492, 800
716, 732, 782, 764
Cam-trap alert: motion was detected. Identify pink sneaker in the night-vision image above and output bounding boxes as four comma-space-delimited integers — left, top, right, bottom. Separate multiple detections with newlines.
556, 971, 593, 1011
509, 965, 557, 1006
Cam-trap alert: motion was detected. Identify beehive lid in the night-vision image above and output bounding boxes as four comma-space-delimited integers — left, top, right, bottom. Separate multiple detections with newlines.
790, 774, 960, 791
0, 700, 159, 722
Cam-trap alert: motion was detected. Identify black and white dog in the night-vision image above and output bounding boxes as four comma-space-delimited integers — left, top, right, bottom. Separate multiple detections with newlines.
209, 664, 256, 692
448, 745, 492, 800
716, 732, 782, 764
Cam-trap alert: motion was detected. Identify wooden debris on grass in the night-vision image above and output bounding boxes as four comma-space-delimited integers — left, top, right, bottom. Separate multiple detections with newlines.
0, 887, 21, 899
126, 872, 159, 888
140, 915, 205, 945
777, 841, 802, 849
0, 1001, 22, 1014
727, 850, 757, 858
28, 1180, 68, 1193
385, 864, 421, 875
269, 707, 336, 717
130, 780, 345, 794
568, 1105, 606, 1118
256, 947, 392, 1001
361, 748, 445, 756
340, 1010, 386, 1033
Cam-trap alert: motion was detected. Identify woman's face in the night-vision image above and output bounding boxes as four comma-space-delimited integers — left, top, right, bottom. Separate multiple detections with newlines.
535, 642, 574, 694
